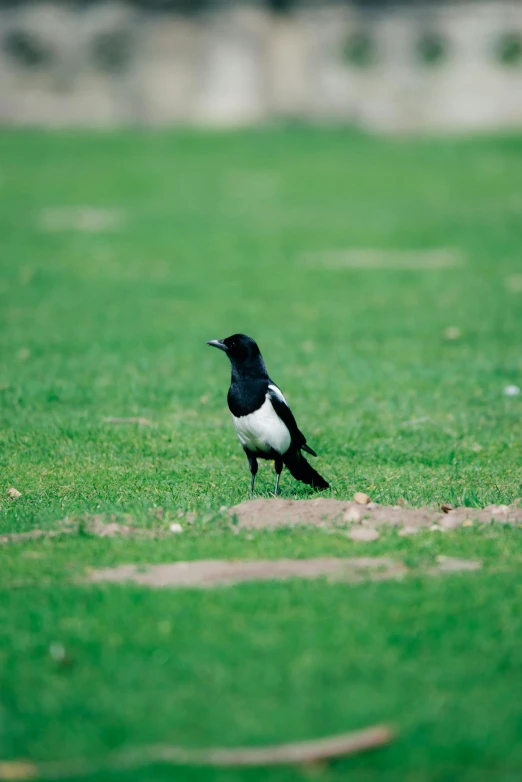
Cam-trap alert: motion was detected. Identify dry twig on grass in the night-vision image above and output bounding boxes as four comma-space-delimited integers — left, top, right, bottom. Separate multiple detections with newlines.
0, 725, 394, 779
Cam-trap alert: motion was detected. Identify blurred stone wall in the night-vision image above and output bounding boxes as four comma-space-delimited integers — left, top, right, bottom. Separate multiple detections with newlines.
0, 1, 521, 132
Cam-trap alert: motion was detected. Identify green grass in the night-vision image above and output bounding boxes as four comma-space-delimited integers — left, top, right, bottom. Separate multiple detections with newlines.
1, 128, 522, 780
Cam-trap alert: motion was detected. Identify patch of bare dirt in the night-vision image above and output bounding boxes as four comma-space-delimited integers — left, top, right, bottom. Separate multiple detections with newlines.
39, 206, 125, 233
0, 514, 160, 545
86, 516, 157, 538
299, 247, 464, 270
432, 555, 483, 574
0, 529, 66, 545
88, 557, 407, 588
103, 417, 152, 426
229, 499, 522, 530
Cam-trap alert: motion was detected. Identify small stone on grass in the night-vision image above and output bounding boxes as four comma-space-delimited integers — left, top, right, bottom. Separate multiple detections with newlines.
440, 513, 462, 530
343, 506, 362, 523
8, 487, 21, 499
443, 326, 461, 340
49, 642, 66, 662
354, 492, 371, 505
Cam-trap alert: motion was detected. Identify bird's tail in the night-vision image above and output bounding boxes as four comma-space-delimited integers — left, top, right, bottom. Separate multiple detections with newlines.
283, 449, 329, 490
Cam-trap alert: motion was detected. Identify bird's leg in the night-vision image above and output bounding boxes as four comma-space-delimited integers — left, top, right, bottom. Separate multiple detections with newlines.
273, 473, 280, 497
244, 449, 258, 500
274, 457, 283, 497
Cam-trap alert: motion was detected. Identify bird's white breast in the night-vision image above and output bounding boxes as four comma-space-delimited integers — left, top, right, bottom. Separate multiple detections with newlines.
232, 395, 291, 455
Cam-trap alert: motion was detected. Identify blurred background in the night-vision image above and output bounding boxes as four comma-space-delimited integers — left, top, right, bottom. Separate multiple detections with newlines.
1, 0, 522, 133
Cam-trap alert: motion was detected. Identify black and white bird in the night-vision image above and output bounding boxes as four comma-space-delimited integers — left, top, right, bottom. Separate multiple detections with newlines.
207, 333, 329, 498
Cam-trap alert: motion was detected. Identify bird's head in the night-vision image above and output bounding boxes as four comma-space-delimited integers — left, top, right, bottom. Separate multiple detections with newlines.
207, 333, 259, 361
207, 333, 267, 377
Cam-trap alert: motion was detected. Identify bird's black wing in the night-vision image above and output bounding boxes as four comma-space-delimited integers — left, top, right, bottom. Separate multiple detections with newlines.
267, 383, 317, 456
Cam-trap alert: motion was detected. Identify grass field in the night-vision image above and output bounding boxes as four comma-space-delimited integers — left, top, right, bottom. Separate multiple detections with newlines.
1, 128, 522, 780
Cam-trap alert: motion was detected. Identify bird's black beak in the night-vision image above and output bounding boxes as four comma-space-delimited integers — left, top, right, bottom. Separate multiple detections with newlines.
206, 339, 228, 352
